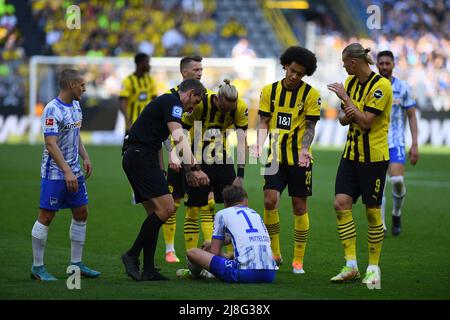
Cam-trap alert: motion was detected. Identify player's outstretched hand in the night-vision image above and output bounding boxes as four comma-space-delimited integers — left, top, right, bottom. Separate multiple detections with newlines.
327, 83, 349, 102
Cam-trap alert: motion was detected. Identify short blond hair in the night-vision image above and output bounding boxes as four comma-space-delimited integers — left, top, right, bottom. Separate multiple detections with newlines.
218, 79, 238, 101
343, 43, 375, 65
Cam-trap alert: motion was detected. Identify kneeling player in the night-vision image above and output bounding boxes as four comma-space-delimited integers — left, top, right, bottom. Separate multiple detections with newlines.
178, 185, 277, 283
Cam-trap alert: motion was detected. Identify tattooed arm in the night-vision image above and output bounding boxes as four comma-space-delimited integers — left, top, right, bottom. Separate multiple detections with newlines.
299, 120, 317, 167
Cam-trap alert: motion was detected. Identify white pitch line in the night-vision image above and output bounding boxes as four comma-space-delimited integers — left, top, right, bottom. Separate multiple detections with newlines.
406, 180, 450, 188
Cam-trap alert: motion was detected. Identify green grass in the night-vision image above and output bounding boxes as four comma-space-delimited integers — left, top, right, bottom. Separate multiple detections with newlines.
1, 145, 449, 300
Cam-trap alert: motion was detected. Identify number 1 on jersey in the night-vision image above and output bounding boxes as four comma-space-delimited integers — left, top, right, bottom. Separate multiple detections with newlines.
237, 210, 258, 233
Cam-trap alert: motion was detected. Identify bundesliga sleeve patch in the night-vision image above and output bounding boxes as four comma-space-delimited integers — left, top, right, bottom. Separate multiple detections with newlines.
172, 105, 183, 119
45, 118, 54, 126
374, 89, 383, 99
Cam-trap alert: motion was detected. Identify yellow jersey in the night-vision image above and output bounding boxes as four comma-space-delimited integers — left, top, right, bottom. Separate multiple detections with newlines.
182, 92, 248, 164
259, 80, 321, 165
342, 72, 392, 162
119, 73, 157, 128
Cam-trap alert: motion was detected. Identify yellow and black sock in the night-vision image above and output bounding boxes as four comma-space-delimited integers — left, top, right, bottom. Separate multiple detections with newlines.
162, 202, 179, 252
264, 209, 281, 257
336, 209, 357, 261
184, 206, 200, 250
201, 198, 215, 241
293, 213, 309, 264
366, 207, 384, 265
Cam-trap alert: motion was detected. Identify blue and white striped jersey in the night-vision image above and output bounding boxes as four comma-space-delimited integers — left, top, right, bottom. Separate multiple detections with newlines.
212, 206, 277, 270
388, 77, 416, 148
40, 98, 83, 180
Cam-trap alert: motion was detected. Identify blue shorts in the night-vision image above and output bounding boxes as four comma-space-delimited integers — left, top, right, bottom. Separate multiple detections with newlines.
389, 146, 406, 164
209, 256, 276, 284
39, 177, 88, 211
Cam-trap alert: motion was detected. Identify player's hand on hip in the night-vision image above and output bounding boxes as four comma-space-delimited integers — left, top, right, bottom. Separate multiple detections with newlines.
232, 176, 243, 188
409, 144, 419, 165
64, 171, 78, 193
83, 157, 93, 179
298, 148, 313, 167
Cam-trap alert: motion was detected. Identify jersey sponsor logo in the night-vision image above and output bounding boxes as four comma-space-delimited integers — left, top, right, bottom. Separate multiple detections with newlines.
374, 89, 383, 99
172, 105, 183, 119
45, 118, 55, 126
61, 120, 82, 131
276, 112, 292, 130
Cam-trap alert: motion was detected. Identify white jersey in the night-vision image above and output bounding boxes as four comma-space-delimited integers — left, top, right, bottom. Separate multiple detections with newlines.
40, 98, 83, 180
212, 206, 277, 270
388, 77, 416, 148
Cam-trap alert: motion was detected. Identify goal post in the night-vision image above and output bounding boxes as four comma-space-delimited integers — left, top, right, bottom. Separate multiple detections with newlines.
29, 56, 277, 144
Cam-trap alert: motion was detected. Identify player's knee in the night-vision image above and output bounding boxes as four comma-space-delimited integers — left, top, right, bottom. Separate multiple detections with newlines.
38, 210, 55, 226
293, 201, 307, 215
334, 198, 349, 212
264, 196, 278, 210
73, 208, 88, 222
391, 175, 405, 196
160, 205, 176, 220
186, 248, 200, 262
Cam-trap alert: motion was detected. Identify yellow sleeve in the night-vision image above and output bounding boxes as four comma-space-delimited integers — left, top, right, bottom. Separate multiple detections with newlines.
182, 100, 204, 129
364, 78, 393, 115
119, 77, 132, 98
235, 98, 248, 129
258, 84, 271, 117
305, 87, 321, 121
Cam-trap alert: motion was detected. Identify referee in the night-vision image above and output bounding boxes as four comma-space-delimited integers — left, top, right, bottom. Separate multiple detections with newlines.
121, 78, 209, 281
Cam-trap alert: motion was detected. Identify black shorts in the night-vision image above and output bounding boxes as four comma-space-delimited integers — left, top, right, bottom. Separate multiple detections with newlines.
167, 167, 186, 200
122, 146, 170, 204
185, 164, 236, 207
335, 158, 389, 206
263, 163, 312, 197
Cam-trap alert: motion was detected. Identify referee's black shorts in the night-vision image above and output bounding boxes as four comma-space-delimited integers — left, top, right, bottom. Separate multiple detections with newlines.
122, 146, 170, 204
167, 167, 186, 200
335, 158, 389, 206
185, 164, 236, 207
263, 163, 313, 197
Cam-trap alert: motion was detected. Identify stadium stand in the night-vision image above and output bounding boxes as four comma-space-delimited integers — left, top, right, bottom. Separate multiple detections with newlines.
281, 0, 449, 113
1, 0, 448, 114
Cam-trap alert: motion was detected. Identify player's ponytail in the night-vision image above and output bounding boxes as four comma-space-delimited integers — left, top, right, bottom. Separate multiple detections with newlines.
218, 79, 238, 101
343, 43, 375, 65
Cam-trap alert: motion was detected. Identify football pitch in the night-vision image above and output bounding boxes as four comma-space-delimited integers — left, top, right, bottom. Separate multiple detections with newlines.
1, 144, 449, 300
